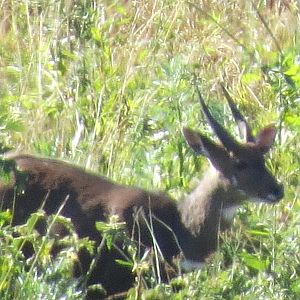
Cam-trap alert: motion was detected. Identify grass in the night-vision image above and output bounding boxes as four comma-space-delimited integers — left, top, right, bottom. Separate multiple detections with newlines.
0, 0, 300, 299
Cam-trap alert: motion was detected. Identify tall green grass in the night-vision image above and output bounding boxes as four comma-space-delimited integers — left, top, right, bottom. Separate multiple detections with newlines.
0, 0, 299, 298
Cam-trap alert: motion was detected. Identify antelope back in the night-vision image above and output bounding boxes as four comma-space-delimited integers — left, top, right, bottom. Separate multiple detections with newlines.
183, 85, 284, 204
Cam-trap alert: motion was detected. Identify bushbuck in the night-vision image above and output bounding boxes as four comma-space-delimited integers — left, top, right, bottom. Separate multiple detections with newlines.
0, 85, 284, 298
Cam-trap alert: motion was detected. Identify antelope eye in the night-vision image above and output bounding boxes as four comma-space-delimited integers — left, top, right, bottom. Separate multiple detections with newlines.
234, 159, 248, 171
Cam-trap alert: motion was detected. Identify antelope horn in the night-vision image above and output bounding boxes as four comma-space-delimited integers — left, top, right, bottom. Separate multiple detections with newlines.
195, 84, 238, 152
220, 84, 255, 143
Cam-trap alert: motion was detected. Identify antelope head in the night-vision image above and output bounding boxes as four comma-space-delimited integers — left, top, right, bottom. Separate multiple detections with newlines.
183, 85, 284, 204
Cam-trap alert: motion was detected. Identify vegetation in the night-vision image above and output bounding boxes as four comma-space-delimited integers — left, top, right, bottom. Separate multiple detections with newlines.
0, 0, 299, 299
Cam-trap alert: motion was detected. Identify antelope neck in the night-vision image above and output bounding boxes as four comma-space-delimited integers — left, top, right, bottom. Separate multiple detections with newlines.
179, 168, 246, 237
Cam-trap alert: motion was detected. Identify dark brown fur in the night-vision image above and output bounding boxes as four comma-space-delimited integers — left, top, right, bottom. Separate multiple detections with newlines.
0, 87, 284, 297
0, 154, 187, 296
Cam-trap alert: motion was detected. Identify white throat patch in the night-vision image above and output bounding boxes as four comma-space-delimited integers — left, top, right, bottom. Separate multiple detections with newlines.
181, 259, 204, 272
221, 205, 239, 222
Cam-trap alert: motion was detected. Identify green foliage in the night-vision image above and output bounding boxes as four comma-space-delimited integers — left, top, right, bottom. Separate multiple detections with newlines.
0, 0, 299, 299
95, 215, 128, 251
0, 211, 86, 299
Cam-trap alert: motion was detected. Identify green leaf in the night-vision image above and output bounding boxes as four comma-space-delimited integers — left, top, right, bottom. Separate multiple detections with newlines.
284, 113, 300, 129
60, 49, 77, 61
5, 119, 24, 132
291, 279, 300, 296
242, 72, 261, 84
5, 66, 21, 76
95, 221, 111, 232
284, 65, 300, 76
114, 259, 133, 269
239, 252, 269, 271
25, 211, 45, 231
91, 27, 102, 43
246, 229, 270, 237
0, 210, 12, 227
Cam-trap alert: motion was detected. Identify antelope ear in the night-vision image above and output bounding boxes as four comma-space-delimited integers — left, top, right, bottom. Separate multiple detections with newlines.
182, 127, 230, 171
182, 127, 205, 155
255, 125, 276, 154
